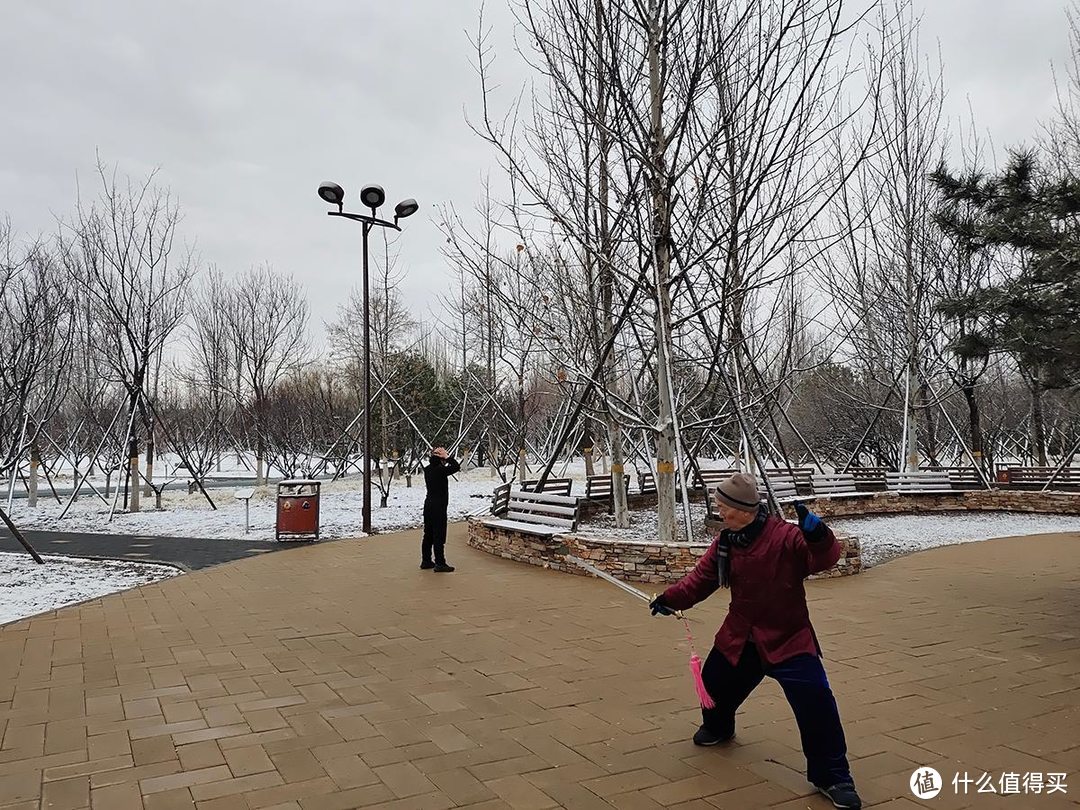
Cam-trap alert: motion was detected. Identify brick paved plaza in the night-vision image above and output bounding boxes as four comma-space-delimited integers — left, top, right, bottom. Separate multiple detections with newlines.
1, 525, 1077, 809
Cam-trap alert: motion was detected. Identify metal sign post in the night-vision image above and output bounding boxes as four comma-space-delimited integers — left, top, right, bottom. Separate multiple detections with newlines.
234, 488, 255, 534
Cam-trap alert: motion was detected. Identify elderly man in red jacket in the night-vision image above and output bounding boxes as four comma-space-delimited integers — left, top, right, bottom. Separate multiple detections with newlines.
649, 472, 861, 810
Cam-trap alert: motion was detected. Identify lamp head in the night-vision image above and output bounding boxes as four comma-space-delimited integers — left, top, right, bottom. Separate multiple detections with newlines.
318, 181, 345, 211
360, 184, 386, 210
394, 198, 419, 223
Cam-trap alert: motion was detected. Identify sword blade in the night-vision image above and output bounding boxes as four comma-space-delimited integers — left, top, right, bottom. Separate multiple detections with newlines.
565, 555, 650, 602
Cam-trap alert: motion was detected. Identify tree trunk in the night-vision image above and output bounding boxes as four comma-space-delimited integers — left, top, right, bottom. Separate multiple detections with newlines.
128, 437, 141, 513
28, 438, 40, 509
1030, 373, 1048, 466
517, 385, 528, 481
583, 444, 595, 478
595, 0, 628, 529
144, 434, 155, 497
902, 366, 920, 472
919, 382, 938, 467
648, 0, 676, 544
961, 382, 985, 473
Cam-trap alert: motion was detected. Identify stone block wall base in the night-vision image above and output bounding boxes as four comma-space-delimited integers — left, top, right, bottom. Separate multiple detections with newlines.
467, 519, 861, 584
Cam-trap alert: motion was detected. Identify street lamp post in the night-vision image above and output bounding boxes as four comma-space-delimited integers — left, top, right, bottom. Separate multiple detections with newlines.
318, 181, 418, 535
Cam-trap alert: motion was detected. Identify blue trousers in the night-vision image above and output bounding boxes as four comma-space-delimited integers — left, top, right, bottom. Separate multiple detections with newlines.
701, 642, 853, 788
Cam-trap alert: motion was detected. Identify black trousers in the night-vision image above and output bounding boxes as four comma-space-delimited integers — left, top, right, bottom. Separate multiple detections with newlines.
421, 502, 448, 564
701, 642, 853, 788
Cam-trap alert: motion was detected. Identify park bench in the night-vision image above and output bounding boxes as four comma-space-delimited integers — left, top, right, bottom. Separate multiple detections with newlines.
935, 466, 987, 490
692, 468, 736, 492
764, 467, 815, 495
885, 470, 954, 493
760, 476, 800, 502
521, 477, 574, 496
847, 467, 889, 491
705, 475, 799, 518
484, 484, 581, 536
999, 466, 1080, 491
638, 471, 656, 495
811, 473, 859, 496
584, 473, 631, 512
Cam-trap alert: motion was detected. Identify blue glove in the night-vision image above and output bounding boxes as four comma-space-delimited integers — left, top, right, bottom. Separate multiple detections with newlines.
649, 594, 675, 616
794, 501, 825, 540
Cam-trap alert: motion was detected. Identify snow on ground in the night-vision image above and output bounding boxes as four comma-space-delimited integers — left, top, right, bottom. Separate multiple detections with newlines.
578, 508, 1080, 569
5, 467, 508, 542
8, 451, 1080, 566
576, 508, 712, 544
0, 552, 179, 626
830, 512, 1080, 568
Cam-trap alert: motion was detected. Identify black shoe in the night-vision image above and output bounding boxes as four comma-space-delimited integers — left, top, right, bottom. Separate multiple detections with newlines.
420, 561, 435, 570
818, 782, 861, 809
433, 563, 455, 572
692, 725, 733, 746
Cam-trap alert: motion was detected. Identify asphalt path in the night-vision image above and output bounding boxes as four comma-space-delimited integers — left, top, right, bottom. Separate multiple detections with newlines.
0, 526, 311, 571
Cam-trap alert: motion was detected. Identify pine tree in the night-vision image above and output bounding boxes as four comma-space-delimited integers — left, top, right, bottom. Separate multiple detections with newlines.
931, 149, 1080, 465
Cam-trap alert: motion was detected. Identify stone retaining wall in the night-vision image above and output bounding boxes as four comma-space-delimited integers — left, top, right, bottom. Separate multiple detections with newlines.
764, 489, 1080, 523
470, 490, 1080, 586
467, 519, 861, 585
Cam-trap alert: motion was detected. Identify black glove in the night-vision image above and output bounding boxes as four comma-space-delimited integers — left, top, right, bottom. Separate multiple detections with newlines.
794, 501, 825, 541
649, 594, 675, 616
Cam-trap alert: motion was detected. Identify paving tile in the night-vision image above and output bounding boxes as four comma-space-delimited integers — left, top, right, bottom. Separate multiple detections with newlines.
133, 736, 179, 767
0, 526, 1077, 810
140, 764, 232, 795
143, 787, 197, 810
177, 742, 226, 772
0, 770, 44, 805
40, 775, 90, 810
189, 771, 284, 801
89, 781, 143, 810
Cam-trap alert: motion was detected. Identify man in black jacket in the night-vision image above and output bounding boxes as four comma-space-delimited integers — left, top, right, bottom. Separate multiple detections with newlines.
421, 446, 460, 572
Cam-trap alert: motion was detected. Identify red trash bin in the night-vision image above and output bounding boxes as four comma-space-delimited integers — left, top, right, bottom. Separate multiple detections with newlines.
276, 479, 321, 541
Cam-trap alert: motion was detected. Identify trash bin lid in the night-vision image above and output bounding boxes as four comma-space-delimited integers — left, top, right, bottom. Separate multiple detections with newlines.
278, 479, 321, 495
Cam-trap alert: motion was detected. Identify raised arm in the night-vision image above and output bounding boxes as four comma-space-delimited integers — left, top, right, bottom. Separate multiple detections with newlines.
792, 502, 841, 577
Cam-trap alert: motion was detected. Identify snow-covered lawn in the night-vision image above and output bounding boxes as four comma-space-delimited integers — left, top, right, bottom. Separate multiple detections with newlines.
831, 512, 1080, 568
576, 507, 1080, 567
0, 552, 179, 626
4, 468, 511, 542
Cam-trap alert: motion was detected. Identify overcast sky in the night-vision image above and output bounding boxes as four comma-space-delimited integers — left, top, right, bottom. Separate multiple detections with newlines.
0, 1, 1072, 347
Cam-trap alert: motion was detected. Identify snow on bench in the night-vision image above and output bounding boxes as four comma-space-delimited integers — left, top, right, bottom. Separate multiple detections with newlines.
521, 477, 574, 496
812, 474, 858, 496
886, 471, 954, 493
483, 489, 582, 537
584, 473, 630, 503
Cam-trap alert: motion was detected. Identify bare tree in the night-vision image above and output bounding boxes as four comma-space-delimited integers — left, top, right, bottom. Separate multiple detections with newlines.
327, 233, 416, 498
228, 263, 310, 485
184, 266, 238, 474
0, 224, 75, 511
62, 163, 194, 512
